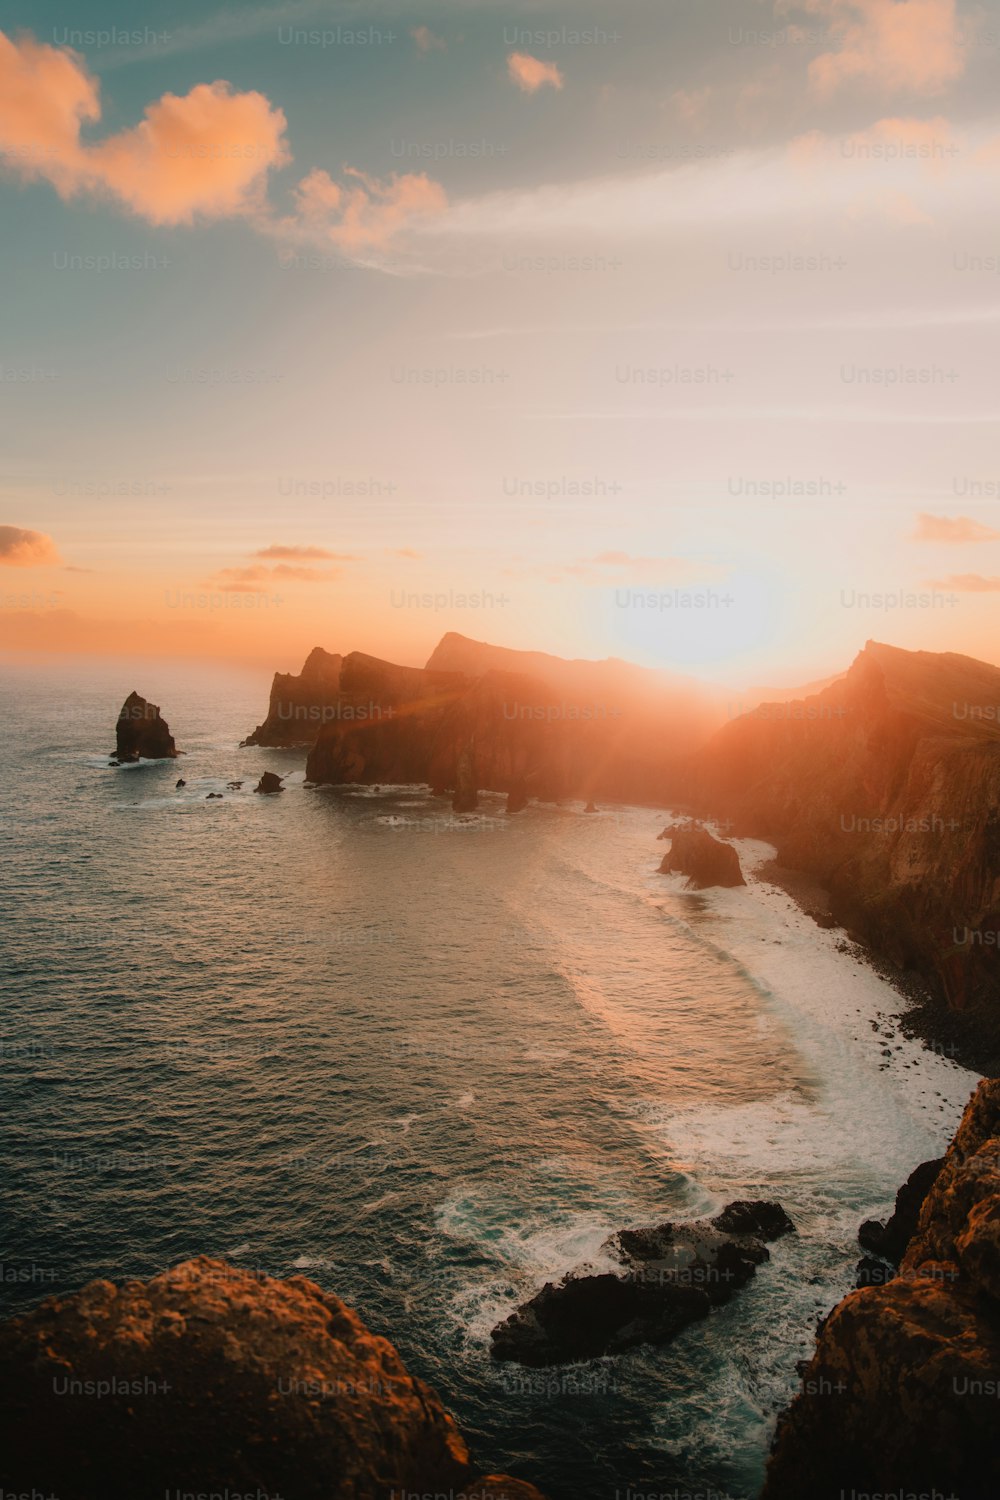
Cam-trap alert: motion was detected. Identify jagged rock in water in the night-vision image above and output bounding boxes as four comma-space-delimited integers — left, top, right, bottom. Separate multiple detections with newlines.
657, 824, 746, 889
0, 1257, 548, 1500
710, 1200, 796, 1239
254, 772, 284, 794
242, 647, 344, 747
491, 1199, 792, 1366
175, 778, 185, 788
763, 1079, 1000, 1500
111, 691, 177, 763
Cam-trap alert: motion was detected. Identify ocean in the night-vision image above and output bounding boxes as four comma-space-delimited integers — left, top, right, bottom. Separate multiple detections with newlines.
0, 655, 977, 1500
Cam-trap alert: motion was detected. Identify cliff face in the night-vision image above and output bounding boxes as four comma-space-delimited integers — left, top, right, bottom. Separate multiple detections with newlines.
112, 691, 177, 761
303, 646, 690, 806
0, 1256, 545, 1500
763, 1078, 1000, 1500
694, 642, 1000, 1056
243, 647, 344, 746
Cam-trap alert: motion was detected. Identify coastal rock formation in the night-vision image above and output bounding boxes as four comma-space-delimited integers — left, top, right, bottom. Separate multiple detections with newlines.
243, 647, 344, 747
0, 1256, 546, 1500
254, 771, 284, 794
693, 642, 1000, 1066
858, 1155, 944, 1269
657, 824, 746, 888
491, 1199, 793, 1366
111, 691, 177, 762
253, 633, 726, 805
763, 1079, 1000, 1500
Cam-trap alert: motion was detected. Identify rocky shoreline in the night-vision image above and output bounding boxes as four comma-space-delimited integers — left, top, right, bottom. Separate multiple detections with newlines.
762, 1077, 1000, 1500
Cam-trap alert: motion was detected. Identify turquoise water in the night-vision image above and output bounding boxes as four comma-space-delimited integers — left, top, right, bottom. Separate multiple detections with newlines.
0, 655, 954, 1499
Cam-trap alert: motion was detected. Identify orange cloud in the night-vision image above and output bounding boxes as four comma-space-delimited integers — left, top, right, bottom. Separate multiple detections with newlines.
913, 514, 1000, 543
0, 30, 288, 225
210, 563, 337, 591
0, 525, 61, 566
288, 165, 447, 252
255, 545, 359, 561
782, 0, 967, 97
924, 574, 1000, 591
411, 25, 447, 53
507, 52, 564, 93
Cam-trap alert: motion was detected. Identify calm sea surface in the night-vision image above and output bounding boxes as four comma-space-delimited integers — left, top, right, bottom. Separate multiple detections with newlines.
0, 655, 959, 1500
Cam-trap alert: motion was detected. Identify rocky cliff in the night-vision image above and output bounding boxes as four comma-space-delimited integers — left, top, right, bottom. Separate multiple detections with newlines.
304, 647, 691, 807
243, 646, 344, 746
111, 691, 177, 762
763, 1078, 1000, 1500
0, 1256, 545, 1500
693, 641, 1000, 1066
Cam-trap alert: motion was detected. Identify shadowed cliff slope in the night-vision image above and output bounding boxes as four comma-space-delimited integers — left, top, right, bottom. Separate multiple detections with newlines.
694, 641, 1000, 1064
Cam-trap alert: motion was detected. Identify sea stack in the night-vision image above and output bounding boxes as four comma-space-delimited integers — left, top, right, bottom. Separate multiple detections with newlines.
254, 772, 284, 795
657, 824, 745, 889
111, 691, 177, 763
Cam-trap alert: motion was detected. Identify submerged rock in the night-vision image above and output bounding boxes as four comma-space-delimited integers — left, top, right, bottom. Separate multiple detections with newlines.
0, 1257, 547, 1500
111, 691, 177, 763
254, 772, 284, 795
763, 1079, 1000, 1500
491, 1199, 793, 1366
657, 824, 746, 888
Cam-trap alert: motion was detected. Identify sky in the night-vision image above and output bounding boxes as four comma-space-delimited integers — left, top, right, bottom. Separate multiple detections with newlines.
2, 0, 1000, 687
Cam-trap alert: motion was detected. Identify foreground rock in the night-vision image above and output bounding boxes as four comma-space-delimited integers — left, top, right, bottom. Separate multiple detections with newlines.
254, 771, 284, 794
111, 691, 177, 763
491, 1199, 792, 1366
763, 1079, 1000, 1500
657, 824, 746, 889
0, 1257, 546, 1500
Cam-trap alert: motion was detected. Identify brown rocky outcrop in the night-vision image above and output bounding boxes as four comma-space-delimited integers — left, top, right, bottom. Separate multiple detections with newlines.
0, 1256, 546, 1500
243, 647, 344, 747
657, 824, 746, 888
693, 642, 1000, 1065
254, 771, 284, 794
302, 651, 638, 805
111, 691, 177, 762
763, 1079, 1000, 1500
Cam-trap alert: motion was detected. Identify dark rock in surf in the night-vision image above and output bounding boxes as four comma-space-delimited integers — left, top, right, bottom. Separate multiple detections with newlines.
711, 1200, 796, 1240
491, 1199, 793, 1366
254, 772, 284, 795
176, 779, 186, 788
111, 691, 177, 763
657, 824, 745, 889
